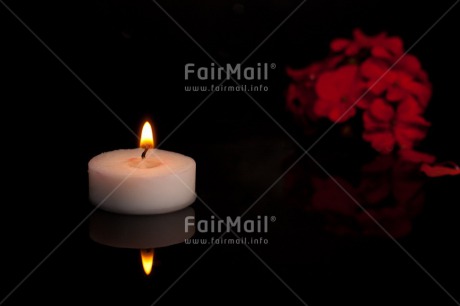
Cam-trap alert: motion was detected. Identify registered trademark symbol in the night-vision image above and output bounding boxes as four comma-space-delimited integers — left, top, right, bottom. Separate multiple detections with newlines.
270, 216, 276, 222
270, 63, 276, 69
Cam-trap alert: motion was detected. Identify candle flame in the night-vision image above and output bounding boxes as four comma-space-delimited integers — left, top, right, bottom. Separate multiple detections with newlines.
141, 249, 155, 276
140, 121, 154, 149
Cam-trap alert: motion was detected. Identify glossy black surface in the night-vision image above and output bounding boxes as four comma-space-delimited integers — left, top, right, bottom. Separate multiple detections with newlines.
1, 1, 459, 305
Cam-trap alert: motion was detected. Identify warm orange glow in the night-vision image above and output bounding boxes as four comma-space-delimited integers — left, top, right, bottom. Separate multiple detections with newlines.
140, 121, 154, 149
141, 249, 155, 275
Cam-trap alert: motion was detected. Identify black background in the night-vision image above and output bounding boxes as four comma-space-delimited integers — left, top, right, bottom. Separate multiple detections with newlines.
1, 1, 459, 305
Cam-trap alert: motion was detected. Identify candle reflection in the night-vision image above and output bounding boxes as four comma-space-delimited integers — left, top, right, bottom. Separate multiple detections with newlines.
285, 154, 427, 238
140, 249, 154, 276
89, 207, 195, 275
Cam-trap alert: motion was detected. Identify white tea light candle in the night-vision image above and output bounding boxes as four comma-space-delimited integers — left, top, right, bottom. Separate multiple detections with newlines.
88, 122, 196, 214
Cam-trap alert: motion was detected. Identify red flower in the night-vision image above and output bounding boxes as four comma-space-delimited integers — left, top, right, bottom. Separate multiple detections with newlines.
363, 97, 430, 153
360, 57, 432, 106
286, 55, 346, 130
421, 162, 460, 177
314, 65, 363, 122
331, 28, 404, 60
285, 28, 432, 155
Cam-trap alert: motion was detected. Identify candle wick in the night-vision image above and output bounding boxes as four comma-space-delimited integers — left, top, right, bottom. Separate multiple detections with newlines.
141, 146, 150, 159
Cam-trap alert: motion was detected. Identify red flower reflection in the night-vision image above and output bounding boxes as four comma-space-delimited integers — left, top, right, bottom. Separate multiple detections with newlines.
286, 28, 432, 154
285, 154, 426, 238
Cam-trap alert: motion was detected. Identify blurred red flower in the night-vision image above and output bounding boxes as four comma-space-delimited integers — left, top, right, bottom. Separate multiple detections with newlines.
314, 65, 363, 122
362, 97, 430, 153
330, 28, 404, 60
360, 56, 432, 106
286, 28, 432, 155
